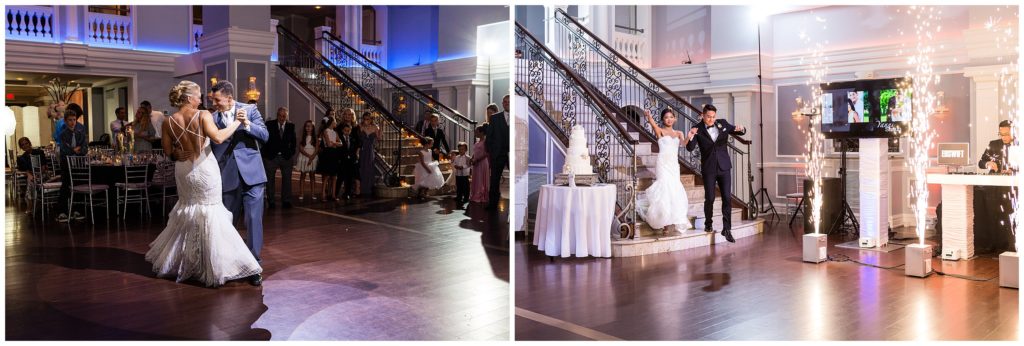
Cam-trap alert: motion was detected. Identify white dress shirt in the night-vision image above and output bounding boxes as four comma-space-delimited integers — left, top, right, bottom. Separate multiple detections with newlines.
707, 122, 719, 142
454, 154, 471, 176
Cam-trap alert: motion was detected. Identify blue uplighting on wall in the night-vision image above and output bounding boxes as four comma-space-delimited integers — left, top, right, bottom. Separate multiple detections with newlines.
388, 6, 439, 69
131, 44, 193, 55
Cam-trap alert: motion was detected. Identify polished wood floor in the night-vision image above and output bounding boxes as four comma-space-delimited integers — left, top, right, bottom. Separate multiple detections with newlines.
515, 221, 1018, 341
5, 184, 509, 340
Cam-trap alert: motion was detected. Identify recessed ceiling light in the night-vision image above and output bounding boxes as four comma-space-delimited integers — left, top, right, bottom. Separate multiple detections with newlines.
315, 6, 321, 9
16, 77, 23, 81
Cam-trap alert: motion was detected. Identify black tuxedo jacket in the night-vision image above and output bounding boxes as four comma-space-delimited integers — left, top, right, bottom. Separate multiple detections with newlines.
424, 126, 450, 155
264, 120, 297, 160
978, 139, 1015, 173
685, 119, 745, 174
486, 111, 510, 158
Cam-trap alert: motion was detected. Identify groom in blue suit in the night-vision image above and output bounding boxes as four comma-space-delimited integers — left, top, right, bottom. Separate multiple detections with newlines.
209, 81, 269, 285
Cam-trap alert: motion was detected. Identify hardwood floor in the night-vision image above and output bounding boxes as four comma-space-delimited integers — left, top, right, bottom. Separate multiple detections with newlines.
514, 222, 1018, 341
5, 188, 509, 340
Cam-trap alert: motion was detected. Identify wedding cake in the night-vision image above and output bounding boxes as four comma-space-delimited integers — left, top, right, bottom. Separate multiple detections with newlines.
555, 125, 598, 186
563, 125, 593, 175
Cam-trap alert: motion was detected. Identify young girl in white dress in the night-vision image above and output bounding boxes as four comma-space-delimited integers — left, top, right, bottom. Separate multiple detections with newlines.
412, 137, 445, 198
639, 109, 691, 235
296, 120, 318, 201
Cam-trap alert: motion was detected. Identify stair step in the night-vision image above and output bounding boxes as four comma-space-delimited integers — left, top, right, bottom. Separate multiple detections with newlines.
611, 218, 765, 257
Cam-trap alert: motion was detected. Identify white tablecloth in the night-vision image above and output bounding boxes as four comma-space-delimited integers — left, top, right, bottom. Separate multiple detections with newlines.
532, 183, 616, 258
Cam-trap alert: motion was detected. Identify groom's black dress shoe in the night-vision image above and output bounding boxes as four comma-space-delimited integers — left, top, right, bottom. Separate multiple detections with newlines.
704, 227, 714, 233
722, 229, 736, 243
248, 274, 263, 286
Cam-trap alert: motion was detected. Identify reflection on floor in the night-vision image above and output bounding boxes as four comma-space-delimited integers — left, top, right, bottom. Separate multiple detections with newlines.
515, 221, 1018, 341
5, 194, 509, 341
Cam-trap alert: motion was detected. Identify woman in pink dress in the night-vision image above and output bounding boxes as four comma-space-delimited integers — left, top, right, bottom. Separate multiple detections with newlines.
470, 123, 491, 203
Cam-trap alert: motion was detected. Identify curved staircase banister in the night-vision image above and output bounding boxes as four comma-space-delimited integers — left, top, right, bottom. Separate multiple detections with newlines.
516, 21, 638, 145
277, 25, 428, 143
320, 31, 477, 130
554, 8, 747, 144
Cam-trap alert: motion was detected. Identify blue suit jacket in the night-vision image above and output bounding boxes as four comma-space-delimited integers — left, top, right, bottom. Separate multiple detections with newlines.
211, 102, 269, 191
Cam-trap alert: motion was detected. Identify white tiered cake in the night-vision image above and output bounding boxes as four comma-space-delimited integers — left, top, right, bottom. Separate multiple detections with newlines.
555, 125, 599, 186
563, 125, 593, 175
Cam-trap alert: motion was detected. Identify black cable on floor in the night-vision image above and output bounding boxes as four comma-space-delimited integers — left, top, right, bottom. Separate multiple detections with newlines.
827, 253, 1000, 282
827, 253, 905, 270
933, 270, 998, 282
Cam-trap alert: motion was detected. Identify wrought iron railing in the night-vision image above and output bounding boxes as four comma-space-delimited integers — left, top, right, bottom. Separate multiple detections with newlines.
552, 9, 753, 217
319, 31, 477, 157
516, 22, 641, 238
277, 24, 417, 186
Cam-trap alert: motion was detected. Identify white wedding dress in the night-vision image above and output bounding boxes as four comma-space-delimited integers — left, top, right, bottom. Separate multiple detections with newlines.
639, 135, 691, 230
145, 110, 262, 287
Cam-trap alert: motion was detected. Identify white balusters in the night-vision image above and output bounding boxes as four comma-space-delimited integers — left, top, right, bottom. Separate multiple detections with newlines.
191, 24, 204, 52
5, 6, 56, 42
86, 11, 132, 48
361, 44, 383, 65
612, 32, 649, 68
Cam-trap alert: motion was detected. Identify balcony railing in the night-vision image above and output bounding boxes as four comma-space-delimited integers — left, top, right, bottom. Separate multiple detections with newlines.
86, 11, 132, 48
611, 31, 649, 68
5, 6, 56, 43
361, 43, 383, 65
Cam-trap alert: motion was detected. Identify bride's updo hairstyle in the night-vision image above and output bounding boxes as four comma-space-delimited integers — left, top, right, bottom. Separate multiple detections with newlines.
169, 80, 200, 108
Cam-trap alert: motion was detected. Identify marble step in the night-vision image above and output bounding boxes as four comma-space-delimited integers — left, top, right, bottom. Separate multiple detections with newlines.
611, 218, 765, 257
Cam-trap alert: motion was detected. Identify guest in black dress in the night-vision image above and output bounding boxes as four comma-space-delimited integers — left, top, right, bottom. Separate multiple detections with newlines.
357, 111, 379, 196
317, 116, 340, 201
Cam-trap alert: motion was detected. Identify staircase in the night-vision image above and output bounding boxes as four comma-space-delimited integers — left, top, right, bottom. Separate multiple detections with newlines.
276, 25, 473, 194
551, 9, 758, 220
518, 13, 765, 256
515, 23, 640, 235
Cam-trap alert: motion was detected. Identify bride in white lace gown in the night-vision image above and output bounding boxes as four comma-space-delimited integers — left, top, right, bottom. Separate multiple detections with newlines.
639, 109, 691, 234
145, 81, 262, 287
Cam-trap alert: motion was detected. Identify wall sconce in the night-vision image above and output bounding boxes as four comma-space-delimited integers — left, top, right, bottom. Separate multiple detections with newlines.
210, 76, 218, 86
933, 91, 949, 117
245, 76, 261, 103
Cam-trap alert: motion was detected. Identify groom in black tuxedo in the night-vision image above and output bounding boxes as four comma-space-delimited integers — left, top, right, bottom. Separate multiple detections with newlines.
685, 104, 746, 243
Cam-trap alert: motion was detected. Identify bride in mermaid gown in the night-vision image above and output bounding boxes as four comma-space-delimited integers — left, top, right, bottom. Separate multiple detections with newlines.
639, 109, 691, 234
145, 81, 262, 287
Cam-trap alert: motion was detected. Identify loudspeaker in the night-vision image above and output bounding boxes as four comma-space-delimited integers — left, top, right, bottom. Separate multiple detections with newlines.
803, 177, 842, 234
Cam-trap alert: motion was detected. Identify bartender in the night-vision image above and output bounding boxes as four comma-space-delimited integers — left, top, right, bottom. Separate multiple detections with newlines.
974, 120, 1016, 254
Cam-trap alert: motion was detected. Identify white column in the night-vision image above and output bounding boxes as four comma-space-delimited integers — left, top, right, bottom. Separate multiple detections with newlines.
964, 66, 1003, 161
709, 93, 733, 123
64, 5, 82, 43
544, 5, 568, 56
859, 138, 890, 247
335, 6, 362, 50
455, 84, 473, 118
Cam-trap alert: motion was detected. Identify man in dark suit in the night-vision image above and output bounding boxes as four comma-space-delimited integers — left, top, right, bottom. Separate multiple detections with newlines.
979, 120, 1015, 174
485, 95, 510, 211
974, 120, 1016, 254
685, 104, 746, 242
423, 112, 450, 159
264, 107, 297, 209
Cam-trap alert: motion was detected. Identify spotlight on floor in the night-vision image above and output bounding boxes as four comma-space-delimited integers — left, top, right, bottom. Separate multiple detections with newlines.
803, 233, 827, 263
1000, 252, 1018, 288
905, 243, 933, 277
